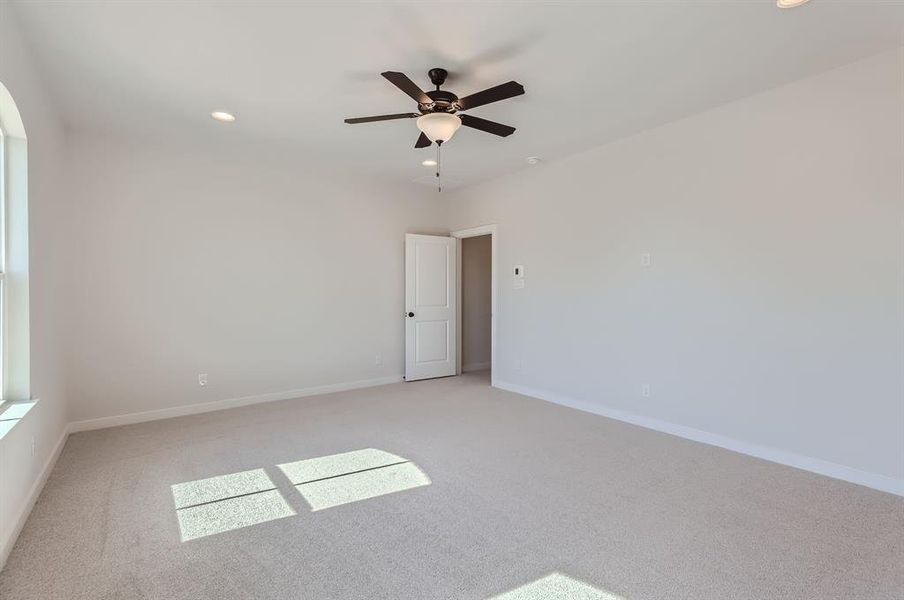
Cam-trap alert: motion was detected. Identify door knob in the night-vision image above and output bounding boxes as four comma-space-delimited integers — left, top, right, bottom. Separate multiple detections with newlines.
407, 312, 415, 317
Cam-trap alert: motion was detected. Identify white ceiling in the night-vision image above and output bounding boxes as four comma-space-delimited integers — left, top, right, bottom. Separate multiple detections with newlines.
9, 0, 904, 189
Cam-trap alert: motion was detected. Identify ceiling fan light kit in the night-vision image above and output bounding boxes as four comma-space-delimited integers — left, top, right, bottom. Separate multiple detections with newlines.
344, 67, 525, 190
416, 112, 461, 144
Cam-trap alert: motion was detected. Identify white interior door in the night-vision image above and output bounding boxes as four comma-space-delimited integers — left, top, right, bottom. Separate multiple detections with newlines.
405, 234, 457, 381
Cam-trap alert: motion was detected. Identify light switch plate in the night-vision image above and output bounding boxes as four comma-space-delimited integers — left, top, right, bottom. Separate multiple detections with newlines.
513, 265, 524, 278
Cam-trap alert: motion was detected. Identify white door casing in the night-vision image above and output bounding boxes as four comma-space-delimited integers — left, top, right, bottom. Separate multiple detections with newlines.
405, 234, 456, 381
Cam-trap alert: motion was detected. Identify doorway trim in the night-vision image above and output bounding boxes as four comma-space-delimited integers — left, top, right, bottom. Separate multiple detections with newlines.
450, 224, 497, 386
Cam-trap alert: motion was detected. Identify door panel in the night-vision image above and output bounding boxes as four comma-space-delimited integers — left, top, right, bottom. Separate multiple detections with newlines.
415, 243, 449, 307
415, 321, 449, 363
405, 234, 456, 381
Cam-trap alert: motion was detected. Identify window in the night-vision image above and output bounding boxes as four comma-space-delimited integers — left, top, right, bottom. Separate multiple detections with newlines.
0, 81, 29, 410
0, 123, 6, 400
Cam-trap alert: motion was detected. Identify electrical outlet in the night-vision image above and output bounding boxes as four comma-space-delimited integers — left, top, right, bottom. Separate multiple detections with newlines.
641, 253, 652, 267
375, 354, 383, 365
641, 383, 652, 398
198, 373, 208, 387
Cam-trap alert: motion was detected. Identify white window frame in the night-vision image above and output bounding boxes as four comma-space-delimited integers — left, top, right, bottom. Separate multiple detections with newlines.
0, 81, 30, 408
0, 123, 6, 403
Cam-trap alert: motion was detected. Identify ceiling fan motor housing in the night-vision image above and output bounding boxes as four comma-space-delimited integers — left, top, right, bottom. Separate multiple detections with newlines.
420, 68, 460, 113
428, 67, 448, 87
422, 90, 460, 113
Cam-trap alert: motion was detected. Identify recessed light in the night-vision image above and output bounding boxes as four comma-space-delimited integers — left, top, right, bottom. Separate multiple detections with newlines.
777, 0, 810, 8
211, 111, 236, 122
422, 159, 437, 166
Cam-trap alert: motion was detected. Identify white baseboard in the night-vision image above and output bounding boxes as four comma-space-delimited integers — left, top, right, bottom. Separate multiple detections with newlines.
69, 375, 404, 433
494, 380, 904, 497
462, 361, 491, 373
1, 423, 69, 571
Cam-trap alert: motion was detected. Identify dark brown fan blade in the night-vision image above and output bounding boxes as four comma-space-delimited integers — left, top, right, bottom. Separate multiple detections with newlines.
458, 81, 524, 110
415, 132, 432, 148
344, 113, 420, 124
459, 114, 516, 137
381, 71, 431, 104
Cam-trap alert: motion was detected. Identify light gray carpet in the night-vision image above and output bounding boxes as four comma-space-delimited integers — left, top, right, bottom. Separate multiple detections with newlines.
1, 372, 901, 599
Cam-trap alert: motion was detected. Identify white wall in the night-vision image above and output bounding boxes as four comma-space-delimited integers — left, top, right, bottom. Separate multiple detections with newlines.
60, 134, 447, 423
0, 7, 70, 566
447, 49, 904, 490
461, 235, 491, 371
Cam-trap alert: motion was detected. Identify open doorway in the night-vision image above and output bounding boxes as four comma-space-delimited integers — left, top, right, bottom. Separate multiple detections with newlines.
461, 235, 491, 376
452, 225, 496, 384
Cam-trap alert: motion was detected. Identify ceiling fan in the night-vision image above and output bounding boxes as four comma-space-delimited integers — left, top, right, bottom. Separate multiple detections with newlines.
344, 68, 525, 148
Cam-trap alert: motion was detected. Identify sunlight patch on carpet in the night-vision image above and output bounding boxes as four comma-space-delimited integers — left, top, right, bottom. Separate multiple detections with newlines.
277, 448, 407, 485
295, 460, 430, 511
171, 468, 295, 541
175, 489, 295, 541
489, 572, 624, 600
170, 449, 429, 540
171, 468, 275, 509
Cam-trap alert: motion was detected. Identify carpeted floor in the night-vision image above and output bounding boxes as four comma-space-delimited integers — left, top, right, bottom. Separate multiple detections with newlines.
1, 372, 902, 599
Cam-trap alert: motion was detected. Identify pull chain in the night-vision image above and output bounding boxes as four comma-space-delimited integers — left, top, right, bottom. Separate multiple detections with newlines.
435, 141, 442, 193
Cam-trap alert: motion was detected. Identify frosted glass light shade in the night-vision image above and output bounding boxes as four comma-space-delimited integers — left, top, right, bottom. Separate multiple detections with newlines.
416, 113, 461, 143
